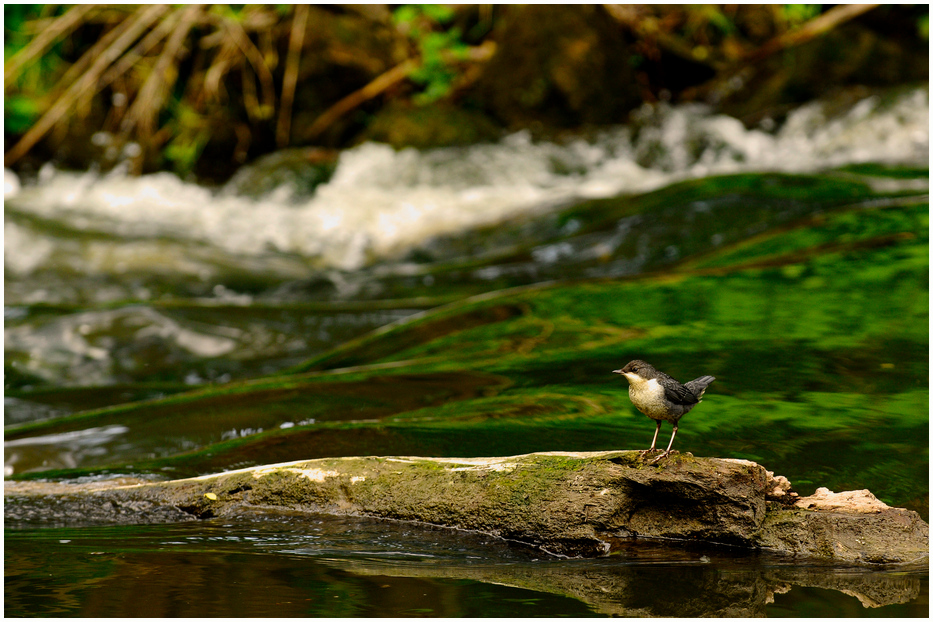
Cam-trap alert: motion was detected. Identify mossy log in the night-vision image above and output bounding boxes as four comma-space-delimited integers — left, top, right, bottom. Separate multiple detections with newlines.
4, 450, 928, 564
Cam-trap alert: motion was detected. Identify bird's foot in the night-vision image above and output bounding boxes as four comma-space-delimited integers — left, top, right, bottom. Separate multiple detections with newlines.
639, 448, 662, 460
647, 450, 677, 465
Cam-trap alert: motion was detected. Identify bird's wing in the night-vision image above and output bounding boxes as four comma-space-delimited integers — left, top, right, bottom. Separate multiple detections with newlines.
661, 376, 699, 405
685, 376, 715, 399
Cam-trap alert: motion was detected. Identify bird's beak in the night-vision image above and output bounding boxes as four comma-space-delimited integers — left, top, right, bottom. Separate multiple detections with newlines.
612, 369, 623, 374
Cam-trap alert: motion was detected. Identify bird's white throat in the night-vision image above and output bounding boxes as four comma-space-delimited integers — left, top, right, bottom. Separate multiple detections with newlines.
622, 372, 653, 387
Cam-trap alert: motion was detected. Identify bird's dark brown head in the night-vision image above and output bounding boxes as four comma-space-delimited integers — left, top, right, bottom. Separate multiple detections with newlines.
612, 360, 655, 378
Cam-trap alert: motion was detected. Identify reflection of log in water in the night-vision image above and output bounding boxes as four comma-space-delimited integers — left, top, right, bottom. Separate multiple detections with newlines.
5, 451, 928, 568
314, 547, 922, 616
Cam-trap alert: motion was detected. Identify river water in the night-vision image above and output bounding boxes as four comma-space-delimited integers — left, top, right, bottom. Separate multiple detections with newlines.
4, 86, 930, 616
5, 86, 928, 389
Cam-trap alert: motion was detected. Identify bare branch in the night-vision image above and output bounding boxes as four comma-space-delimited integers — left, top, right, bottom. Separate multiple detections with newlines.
744, 4, 880, 63
4, 4, 169, 167
4, 4, 97, 89
121, 5, 202, 138
305, 59, 417, 141
277, 5, 309, 148
215, 13, 277, 118
98, 10, 183, 91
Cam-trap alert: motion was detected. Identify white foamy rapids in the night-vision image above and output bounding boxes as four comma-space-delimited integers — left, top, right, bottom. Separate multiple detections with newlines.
5, 168, 21, 198
6, 88, 928, 272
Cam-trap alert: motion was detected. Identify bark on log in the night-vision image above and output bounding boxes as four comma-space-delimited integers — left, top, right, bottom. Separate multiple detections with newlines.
4, 450, 928, 565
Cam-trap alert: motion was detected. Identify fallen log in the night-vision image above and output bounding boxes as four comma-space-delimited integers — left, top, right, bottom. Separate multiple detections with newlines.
4, 450, 928, 564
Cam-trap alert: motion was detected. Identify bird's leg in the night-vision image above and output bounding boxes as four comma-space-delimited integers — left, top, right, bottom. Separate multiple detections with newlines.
639, 421, 663, 458
648, 424, 679, 465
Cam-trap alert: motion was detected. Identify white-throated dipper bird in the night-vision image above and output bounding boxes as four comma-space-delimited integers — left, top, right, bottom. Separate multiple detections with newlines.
613, 360, 715, 464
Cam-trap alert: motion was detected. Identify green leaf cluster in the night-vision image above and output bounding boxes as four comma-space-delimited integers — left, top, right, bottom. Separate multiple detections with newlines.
781, 4, 822, 27
4, 5, 67, 131
162, 101, 211, 177
393, 4, 470, 105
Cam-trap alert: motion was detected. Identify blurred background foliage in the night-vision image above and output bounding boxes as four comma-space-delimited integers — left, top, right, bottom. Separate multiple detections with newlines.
4, 4, 929, 181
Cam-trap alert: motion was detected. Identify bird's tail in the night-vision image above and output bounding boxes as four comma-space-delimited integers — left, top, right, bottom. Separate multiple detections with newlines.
685, 375, 715, 400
